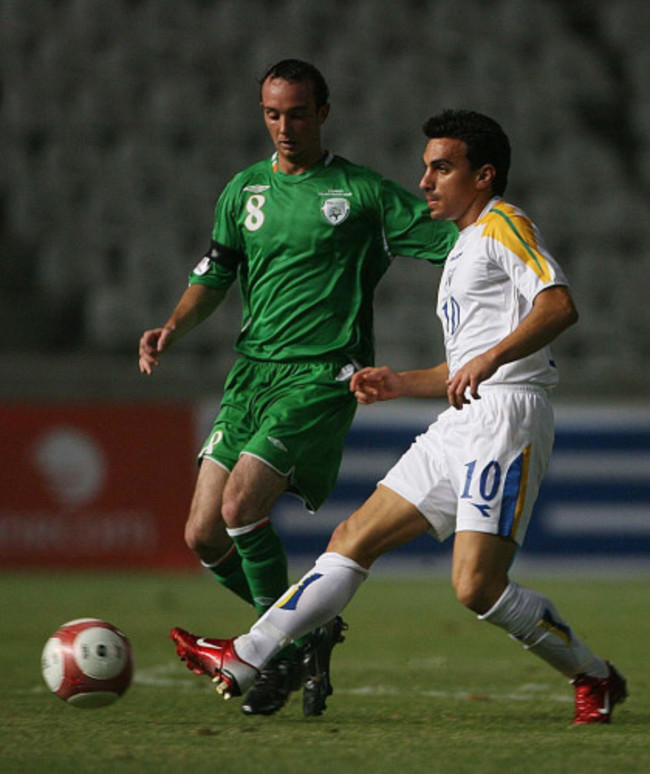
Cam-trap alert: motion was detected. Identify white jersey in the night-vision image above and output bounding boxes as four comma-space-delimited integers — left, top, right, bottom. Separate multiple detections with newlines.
438, 197, 569, 389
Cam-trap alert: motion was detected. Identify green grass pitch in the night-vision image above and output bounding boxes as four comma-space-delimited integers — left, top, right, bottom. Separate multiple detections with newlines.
1, 570, 648, 773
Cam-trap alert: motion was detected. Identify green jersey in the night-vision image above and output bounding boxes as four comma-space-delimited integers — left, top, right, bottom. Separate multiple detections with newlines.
190, 152, 458, 365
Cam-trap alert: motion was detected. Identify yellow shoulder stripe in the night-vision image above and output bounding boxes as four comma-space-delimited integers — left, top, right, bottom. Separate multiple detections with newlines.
477, 203, 552, 282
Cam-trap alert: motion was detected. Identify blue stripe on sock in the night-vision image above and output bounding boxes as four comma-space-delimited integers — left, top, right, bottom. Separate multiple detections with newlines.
276, 573, 323, 611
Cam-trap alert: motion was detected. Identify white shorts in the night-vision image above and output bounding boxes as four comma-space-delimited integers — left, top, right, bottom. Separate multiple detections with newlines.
379, 386, 555, 545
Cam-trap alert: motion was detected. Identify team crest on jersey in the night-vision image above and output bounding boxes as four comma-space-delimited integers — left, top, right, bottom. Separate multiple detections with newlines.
321, 197, 350, 225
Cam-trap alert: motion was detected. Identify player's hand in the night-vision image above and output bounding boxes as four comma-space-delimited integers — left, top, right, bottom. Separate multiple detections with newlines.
446, 352, 498, 410
351, 366, 402, 404
138, 327, 175, 375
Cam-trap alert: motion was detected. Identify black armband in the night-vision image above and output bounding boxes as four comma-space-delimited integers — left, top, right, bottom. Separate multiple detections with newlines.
203, 240, 245, 271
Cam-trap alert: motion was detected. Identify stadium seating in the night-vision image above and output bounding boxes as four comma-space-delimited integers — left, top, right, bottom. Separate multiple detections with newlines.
1, 0, 647, 395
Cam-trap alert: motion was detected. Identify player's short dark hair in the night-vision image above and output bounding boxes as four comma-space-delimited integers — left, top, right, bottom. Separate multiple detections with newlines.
423, 109, 511, 196
259, 59, 330, 109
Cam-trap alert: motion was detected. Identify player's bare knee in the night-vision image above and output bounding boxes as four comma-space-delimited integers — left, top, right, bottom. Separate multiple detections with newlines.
453, 577, 476, 611
184, 518, 229, 562
453, 575, 490, 614
220, 493, 256, 530
327, 518, 376, 568
453, 572, 507, 615
327, 519, 350, 552
184, 520, 199, 552
184, 520, 210, 556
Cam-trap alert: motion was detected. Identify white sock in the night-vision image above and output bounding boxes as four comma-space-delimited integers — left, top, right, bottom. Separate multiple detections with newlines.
235, 552, 369, 668
479, 582, 609, 679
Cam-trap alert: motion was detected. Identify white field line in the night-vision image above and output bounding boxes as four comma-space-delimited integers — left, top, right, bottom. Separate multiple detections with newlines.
131, 664, 571, 703
26, 662, 571, 704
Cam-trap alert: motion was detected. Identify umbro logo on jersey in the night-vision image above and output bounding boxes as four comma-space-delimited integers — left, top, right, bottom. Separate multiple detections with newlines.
243, 185, 270, 193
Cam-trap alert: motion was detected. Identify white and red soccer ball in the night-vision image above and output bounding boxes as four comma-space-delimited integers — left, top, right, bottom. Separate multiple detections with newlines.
41, 618, 133, 708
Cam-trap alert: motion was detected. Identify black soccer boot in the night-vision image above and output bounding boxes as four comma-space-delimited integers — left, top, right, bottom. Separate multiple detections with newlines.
302, 616, 348, 717
240, 656, 302, 716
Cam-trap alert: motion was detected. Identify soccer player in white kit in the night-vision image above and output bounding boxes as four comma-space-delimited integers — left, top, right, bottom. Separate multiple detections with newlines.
171, 110, 627, 725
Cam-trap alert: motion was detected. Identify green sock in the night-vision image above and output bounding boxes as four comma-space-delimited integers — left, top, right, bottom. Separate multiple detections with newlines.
204, 547, 254, 606
204, 537, 308, 662
229, 519, 289, 618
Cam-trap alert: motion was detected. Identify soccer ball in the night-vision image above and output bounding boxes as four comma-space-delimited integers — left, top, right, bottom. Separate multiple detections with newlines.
41, 618, 133, 708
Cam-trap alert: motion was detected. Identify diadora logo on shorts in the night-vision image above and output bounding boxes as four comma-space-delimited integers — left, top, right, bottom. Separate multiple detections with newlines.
471, 503, 491, 518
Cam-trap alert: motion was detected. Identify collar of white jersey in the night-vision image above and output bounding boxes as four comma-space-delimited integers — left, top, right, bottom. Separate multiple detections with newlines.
479, 196, 503, 220
459, 196, 504, 233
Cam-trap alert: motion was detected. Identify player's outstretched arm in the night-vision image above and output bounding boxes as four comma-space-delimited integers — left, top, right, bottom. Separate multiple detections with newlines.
138, 285, 226, 375
351, 363, 449, 404
446, 285, 578, 409
351, 366, 403, 404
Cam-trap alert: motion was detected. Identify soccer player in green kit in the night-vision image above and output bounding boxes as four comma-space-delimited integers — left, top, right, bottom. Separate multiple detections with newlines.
139, 59, 457, 716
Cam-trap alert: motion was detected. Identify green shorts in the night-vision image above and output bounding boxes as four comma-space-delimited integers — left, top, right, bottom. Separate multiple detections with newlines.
199, 357, 358, 511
